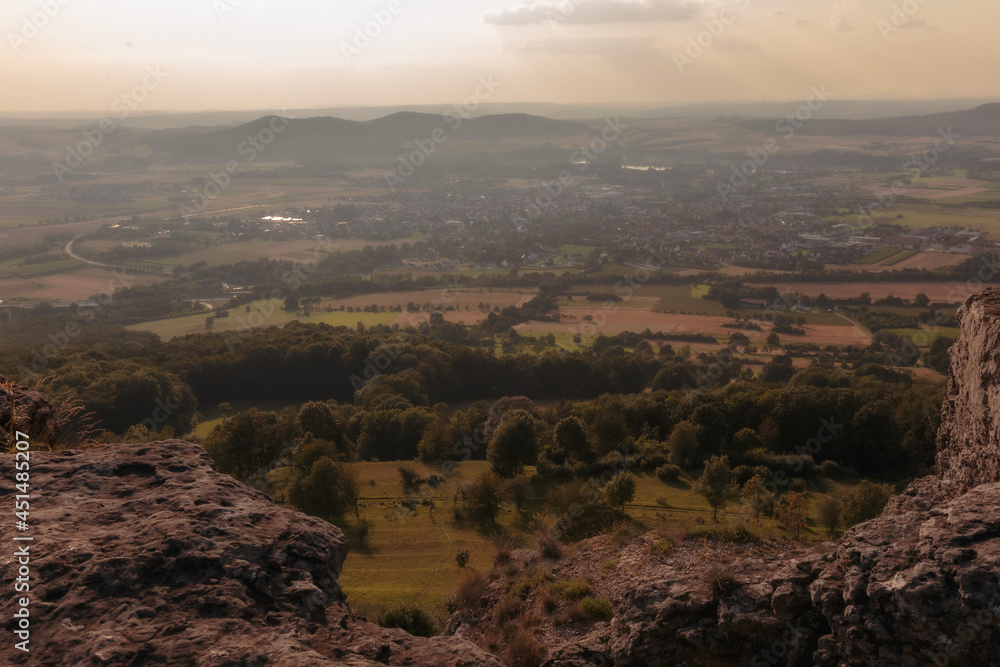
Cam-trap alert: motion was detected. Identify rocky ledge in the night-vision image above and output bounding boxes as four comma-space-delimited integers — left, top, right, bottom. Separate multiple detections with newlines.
0, 440, 501, 666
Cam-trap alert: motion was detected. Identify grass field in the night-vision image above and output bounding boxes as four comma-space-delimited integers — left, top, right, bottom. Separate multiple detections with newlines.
317, 460, 864, 612
558, 245, 595, 257
856, 247, 902, 265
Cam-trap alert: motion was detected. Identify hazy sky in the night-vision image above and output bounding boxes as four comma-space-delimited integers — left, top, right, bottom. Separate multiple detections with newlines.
2, 0, 996, 112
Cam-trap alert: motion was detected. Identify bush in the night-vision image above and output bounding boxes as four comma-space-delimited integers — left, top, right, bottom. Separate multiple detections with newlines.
355, 517, 374, 547
399, 466, 424, 493
369, 603, 439, 637
705, 566, 738, 596
455, 549, 471, 568
649, 537, 675, 556
820, 459, 843, 478
656, 464, 682, 483
505, 628, 546, 667
843, 480, 895, 526
550, 579, 592, 601
448, 571, 487, 610
577, 596, 614, 622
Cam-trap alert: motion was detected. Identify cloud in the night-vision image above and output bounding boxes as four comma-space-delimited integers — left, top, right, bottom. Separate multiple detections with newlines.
484, 0, 702, 26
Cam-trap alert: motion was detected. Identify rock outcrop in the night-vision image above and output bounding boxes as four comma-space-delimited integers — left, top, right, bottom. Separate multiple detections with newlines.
936, 290, 1000, 494
0, 440, 502, 666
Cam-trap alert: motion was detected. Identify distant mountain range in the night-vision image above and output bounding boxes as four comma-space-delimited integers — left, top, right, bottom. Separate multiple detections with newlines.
1, 99, 997, 130
736, 103, 1000, 137
152, 112, 590, 162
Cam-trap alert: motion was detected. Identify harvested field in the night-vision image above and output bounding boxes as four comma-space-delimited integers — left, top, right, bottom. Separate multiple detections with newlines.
516, 308, 872, 346
0, 266, 161, 300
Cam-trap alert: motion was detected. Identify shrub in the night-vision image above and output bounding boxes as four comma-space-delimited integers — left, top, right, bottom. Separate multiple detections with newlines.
649, 537, 675, 556
577, 596, 614, 622
449, 571, 487, 609
399, 466, 424, 493
492, 532, 516, 566
656, 463, 682, 483
455, 549, 471, 568
608, 519, 641, 546
369, 603, 439, 637
843, 480, 895, 525
355, 517, 374, 547
505, 628, 546, 667
550, 579, 592, 601
512, 570, 554, 598
819, 459, 843, 478
705, 566, 738, 596
492, 595, 522, 625
536, 532, 561, 560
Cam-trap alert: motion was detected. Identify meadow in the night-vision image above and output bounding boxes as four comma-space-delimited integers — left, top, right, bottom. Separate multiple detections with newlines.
301, 460, 864, 612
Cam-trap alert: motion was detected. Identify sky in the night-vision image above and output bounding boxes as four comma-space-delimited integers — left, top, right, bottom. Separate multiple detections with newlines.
1, 0, 996, 112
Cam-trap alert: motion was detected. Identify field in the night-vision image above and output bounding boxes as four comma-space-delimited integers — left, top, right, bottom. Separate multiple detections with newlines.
855, 247, 902, 265
128, 289, 539, 340
518, 308, 871, 346
766, 281, 986, 304
128, 301, 400, 340
326, 460, 862, 611
0, 265, 163, 300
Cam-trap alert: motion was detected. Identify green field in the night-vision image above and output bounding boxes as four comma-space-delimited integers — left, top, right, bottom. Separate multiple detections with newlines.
558, 245, 596, 256
856, 247, 902, 265
128, 300, 399, 340
317, 460, 862, 611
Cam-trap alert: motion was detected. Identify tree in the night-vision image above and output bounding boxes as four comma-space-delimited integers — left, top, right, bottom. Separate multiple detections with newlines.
818, 497, 842, 538
602, 471, 637, 511
204, 407, 299, 478
507, 475, 532, 511
483, 396, 537, 443
461, 471, 507, 523
299, 401, 353, 458
694, 455, 738, 522
553, 416, 592, 463
284, 294, 299, 311
487, 409, 539, 478
731, 428, 762, 455
287, 456, 360, 521
914, 293, 930, 307
766, 332, 781, 348
667, 420, 701, 468
842, 480, 895, 526
741, 474, 774, 526
418, 418, 453, 462
779, 491, 808, 539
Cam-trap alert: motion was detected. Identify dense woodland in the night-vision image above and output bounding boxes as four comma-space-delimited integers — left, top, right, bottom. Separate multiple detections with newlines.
1, 310, 943, 487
